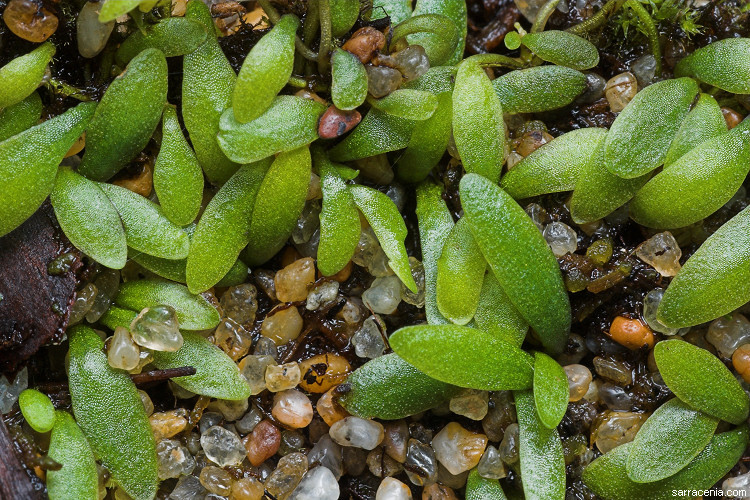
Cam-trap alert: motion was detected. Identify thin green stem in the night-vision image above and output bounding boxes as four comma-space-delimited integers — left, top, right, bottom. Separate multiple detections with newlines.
463, 53, 525, 69
296, 0, 319, 73
318, 0, 332, 74
530, 0, 561, 32
44, 78, 94, 101
288, 75, 329, 92
257, 0, 319, 61
566, 0, 627, 35
625, 0, 663, 76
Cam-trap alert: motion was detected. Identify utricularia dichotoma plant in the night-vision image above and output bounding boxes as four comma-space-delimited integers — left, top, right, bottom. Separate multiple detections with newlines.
1, 0, 750, 497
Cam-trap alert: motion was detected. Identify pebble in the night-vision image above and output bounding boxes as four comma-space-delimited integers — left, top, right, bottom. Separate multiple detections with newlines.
208, 398, 249, 422
199, 412, 223, 434
631, 54, 656, 88
279, 430, 306, 456
3, 0, 58, 42
497, 423, 519, 464
557, 333, 589, 365
543, 222, 578, 257
254, 269, 278, 301
401, 257, 426, 307
133, 350, 153, 375
586, 238, 613, 266
707, 312, 750, 359
228, 477, 264, 500
362, 275, 403, 314
342, 26, 386, 63
243, 419, 281, 466
199, 465, 232, 496
375, 45, 430, 81
316, 387, 349, 426
169, 475, 207, 499
156, 439, 195, 479
200, 425, 246, 467
723, 471, 750, 498
112, 162, 153, 197
564, 364, 593, 402
525, 203, 550, 231
404, 438, 438, 486
635, 232, 682, 276
254, 336, 278, 359
352, 315, 387, 359
214, 318, 253, 361
77, 1, 114, 58
238, 355, 276, 394
294, 227, 321, 258
477, 445, 506, 479
86, 269, 120, 322
265, 362, 302, 392
307, 173, 322, 201
261, 306, 304, 345
722, 107, 744, 129
308, 434, 344, 479
107, 327, 141, 371
289, 466, 340, 500
275, 257, 316, 302
220, 283, 258, 325
329, 416, 384, 450
354, 156, 394, 186
298, 353, 351, 393
576, 72, 607, 104
592, 411, 648, 453
318, 107, 362, 139
599, 382, 635, 411
481, 392, 515, 442
449, 389, 489, 420
642, 288, 683, 335
265, 452, 309, 500
138, 389, 154, 416
272, 389, 314, 429
431, 422, 488, 475
376, 477, 412, 500
235, 406, 263, 434
422, 483, 459, 500
367, 447, 404, 477
150, 409, 188, 440
516, 129, 554, 157
593, 356, 632, 385
733, 344, 750, 383
383, 420, 409, 463
0, 367, 27, 414
366, 65, 403, 98
306, 280, 339, 311
605, 72, 638, 112
608, 316, 655, 350
130, 305, 183, 352
68, 283, 98, 325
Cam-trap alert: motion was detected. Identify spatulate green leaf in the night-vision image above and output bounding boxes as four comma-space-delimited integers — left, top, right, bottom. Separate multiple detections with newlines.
115, 17, 207, 65
0, 91, 42, 142
18, 389, 55, 433
533, 352, 568, 429
46, 411, 99, 500
664, 93, 726, 166
409, 0, 467, 65
396, 91, 452, 183
674, 38, 750, 94
492, 66, 586, 114
474, 272, 528, 346
98, 0, 143, 22
328, 108, 417, 162
369, 89, 439, 120
390, 14, 459, 66
521, 30, 599, 69
331, 48, 368, 111
466, 469, 508, 500
0, 42, 55, 109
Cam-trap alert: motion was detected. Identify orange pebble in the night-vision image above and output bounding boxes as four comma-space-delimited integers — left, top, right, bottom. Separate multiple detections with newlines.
65, 132, 85, 158
732, 344, 750, 383
722, 107, 744, 129
316, 386, 349, 426
298, 353, 351, 393
318, 260, 353, 282
608, 316, 655, 350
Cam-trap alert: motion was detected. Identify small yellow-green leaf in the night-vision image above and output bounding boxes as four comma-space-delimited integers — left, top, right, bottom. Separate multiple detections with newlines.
626, 398, 718, 483
664, 93, 726, 166
396, 91, 452, 183
370, 0, 412, 24
0, 91, 42, 142
675, 38, 750, 94
18, 389, 55, 433
98, 0, 143, 22
492, 66, 586, 114
0, 42, 55, 110
330, 0, 359, 36
391, 14, 459, 66
46, 411, 98, 500
520, 31, 599, 69
654, 339, 749, 424
390, 324, 534, 390
409, 0, 467, 66
115, 279, 220, 330
50, 166, 127, 269
328, 108, 417, 162
474, 272, 528, 346
115, 17, 207, 65
338, 353, 461, 419
350, 185, 418, 292
466, 469, 508, 500
532, 352, 568, 429
331, 48, 368, 111
369, 89, 439, 121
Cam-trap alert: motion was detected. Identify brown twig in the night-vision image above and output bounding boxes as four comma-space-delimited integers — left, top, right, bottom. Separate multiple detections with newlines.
129, 366, 197, 385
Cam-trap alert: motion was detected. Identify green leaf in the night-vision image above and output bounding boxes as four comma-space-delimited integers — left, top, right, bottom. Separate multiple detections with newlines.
501, 127, 607, 199
657, 206, 750, 328
569, 139, 651, 223
0, 91, 42, 142
331, 48, 368, 111
50, 166, 127, 269
415, 181, 454, 325
396, 92, 452, 183
402, 65, 456, 94
79, 48, 168, 181
389, 324, 534, 390
474, 272, 528, 346
515, 389, 566, 500
603, 77, 699, 179
349, 185, 418, 292
460, 174, 570, 354
233, 14, 299, 123
466, 469, 508, 500
68, 325, 157, 500
370, 0, 412, 24
151, 331, 251, 400
153, 105, 204, 226
338, 353, 461, 419
98, 0, 143, 22
115, 17, 207, 65
328, 108, 417, 162
391, 14, 458, 66
99, 306, 141, 332
115, 279, 220, 330
183, 0, 239, 185
453, 61, 505, 183
626, 398, 718, 483
492, 66, 586, 114
436, 217, 486, 325
241, 146, 311, 266
369, 89, 439, 120
46, 411, 99, 500
532, 352, 568, 429
629, 120, 750, 229
330, 0, 359, 37
0, 101, 95, 237
654, 339, 749, 424
317, 156, 361, 276
409, 0, 467, 66
675, 38, 750, 94
582, 426, 749, 500
217, 96, 325, 164
186, 159, 269, 293
0, 42, 55, 110
520, 31, 599, 69
18, 389, 55, 433
664, 93, 727, 166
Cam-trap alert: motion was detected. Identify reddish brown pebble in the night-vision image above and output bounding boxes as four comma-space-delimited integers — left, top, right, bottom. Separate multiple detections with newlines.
318, 106, 362, 139
342, 26, 386, 63
721, 107, 744, 129
3, 0, 58, 42
242, 419, 281, 466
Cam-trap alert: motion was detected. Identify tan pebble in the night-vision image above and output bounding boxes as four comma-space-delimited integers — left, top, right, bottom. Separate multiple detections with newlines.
112, 162, 153, 197
317, 386, 349, 426
275, 257, 316, 302
342, 26, 386, 63
298, 353, 351, 393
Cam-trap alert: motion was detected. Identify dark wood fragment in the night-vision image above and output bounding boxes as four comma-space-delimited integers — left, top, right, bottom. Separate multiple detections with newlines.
129, 366, 197, 386
0, 418, 46, 500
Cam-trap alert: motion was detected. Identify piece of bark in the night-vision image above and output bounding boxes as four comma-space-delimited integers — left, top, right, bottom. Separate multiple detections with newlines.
0, 202, 82, 375
0, 418, 46, 500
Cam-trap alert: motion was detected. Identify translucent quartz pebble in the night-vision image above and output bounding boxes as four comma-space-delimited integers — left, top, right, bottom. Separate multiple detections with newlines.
642, 288, 685, 335
362, 276, 402, 314
272, 389, 314, 429
275, 257, 316, 303
130, 305, 183, 352
68, 283, 98, 325
208, 398, 248, 422
199, 465, 232, 496
156, 439, 195, 479
308, 434, 343, 479
404, 438, 438, 486
498, 423, 519, 464
592, 356, 632, 385
238, 355, 276, 394
563, 364, 592, 402
0, 367, 28, 414
477, 445, 507, 479
723, 472, 750, 499
265, 452, 309, 500
213, 318, 252, 361
631, 54, 657, 88
592, 411, 647, 453
288, 466, 340, 500
266, 363, 301, 392
376, 477, 412, 500
707, 312, 750, 359
514, 0, 549, 21
150, 409, 188, 440
351, 315, 387, 359
366, 65, 403, 98
635, 231, 682, 276
261, 307, 304, 345
86, 268, 120, 322
306, 281, 339, 310
292, 200, 321, 245
525, 203, 549, 231
254, 336, 278, 359
401, 257, 425, 307
605, 72, 638, 112
235, 406, 263, 434
599, 382, 635, 411
230, 477, 264, 500
330, 417, 385, 450
543, 222, 578, 257
107, 327, 140, 371
169, 475, 207, 499
449, 389, 490, 421
377, 45, 430, 82
77, 1, 114, 58
432, 422, 488, 475
200, 425, 247, 467
352, 228, 382, 267
368, 447, 404, 477
219, 283, 258, 325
